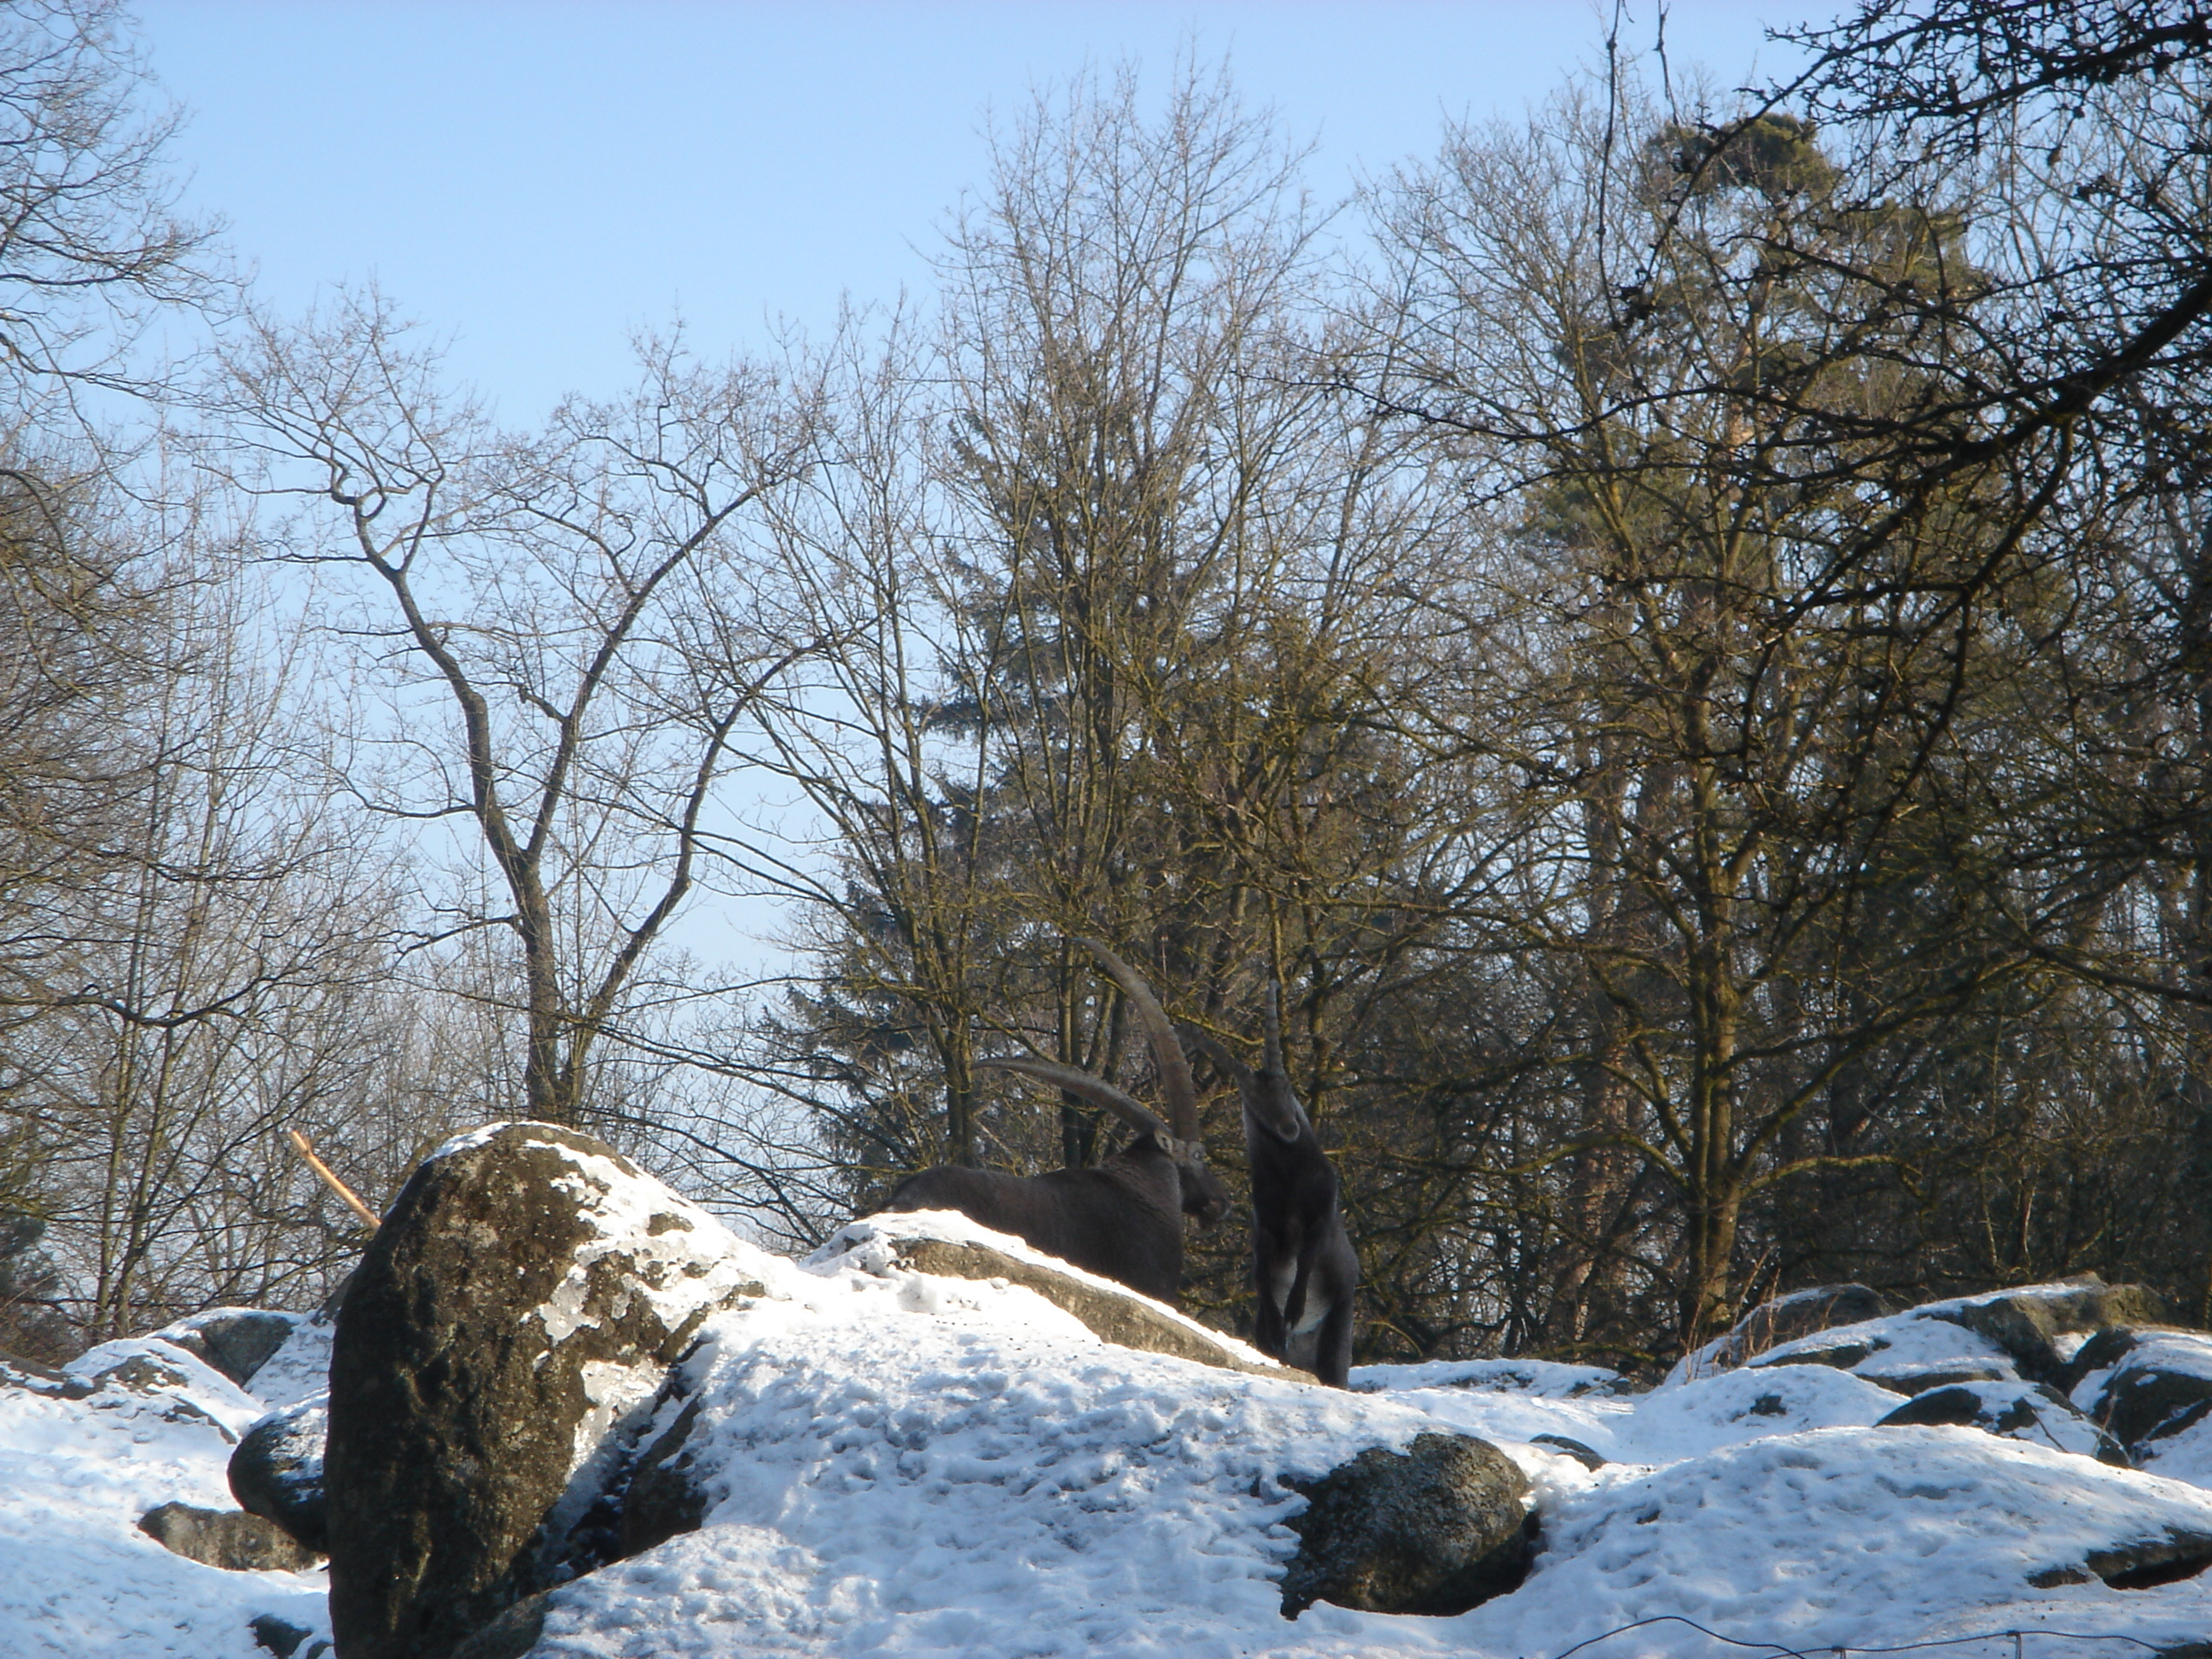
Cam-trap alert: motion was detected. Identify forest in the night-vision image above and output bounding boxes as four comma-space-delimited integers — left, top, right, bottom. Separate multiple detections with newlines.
3, 0, 2212, 1377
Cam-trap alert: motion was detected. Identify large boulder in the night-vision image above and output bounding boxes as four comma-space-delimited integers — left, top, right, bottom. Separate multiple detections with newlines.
1278, 1432, 1532, 1618
1921, 1277, 2166, 1385
323, 1121, 768, 1659
230, 1394, 329, 1553
137, 1501, 319, 1572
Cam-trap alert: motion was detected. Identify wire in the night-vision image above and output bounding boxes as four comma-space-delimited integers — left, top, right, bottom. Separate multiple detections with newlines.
1539, 1615, 2178, 1659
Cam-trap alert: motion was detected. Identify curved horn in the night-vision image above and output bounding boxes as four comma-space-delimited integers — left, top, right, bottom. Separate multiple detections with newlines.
1264, 980, 1284, 1078
1077, 938, 1200, 1141
1184, 1010, 1303, 1144
1177, 1021, 1254, 1092
978, 1055, 1174, 1144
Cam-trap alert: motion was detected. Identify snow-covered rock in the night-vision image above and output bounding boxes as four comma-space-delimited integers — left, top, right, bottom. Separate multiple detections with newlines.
149, 1309, 303, 1389
1876, 1377, 2124, 1462
229, 1394, 329, 1553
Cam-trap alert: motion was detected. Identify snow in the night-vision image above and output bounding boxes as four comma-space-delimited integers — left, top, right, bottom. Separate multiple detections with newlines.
1682, 1307, 2021, 1390
9, 1201, 2212, 1659
521, 1251, 2212, 1659
0, 1343, 330, 1659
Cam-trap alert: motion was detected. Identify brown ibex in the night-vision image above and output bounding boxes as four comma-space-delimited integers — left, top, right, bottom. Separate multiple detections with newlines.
885, 939, 1229, 1309
1182, 987, 1357, 1387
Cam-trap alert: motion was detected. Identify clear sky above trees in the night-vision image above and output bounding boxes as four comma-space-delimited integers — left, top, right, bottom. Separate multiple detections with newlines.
135, 1, 1794, 423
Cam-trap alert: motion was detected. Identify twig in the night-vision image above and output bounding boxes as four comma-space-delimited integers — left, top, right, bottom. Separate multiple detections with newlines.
288, 1130, 381, 1233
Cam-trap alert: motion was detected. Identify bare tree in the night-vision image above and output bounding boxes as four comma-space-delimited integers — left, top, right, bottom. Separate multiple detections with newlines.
212, 295, 818, 1127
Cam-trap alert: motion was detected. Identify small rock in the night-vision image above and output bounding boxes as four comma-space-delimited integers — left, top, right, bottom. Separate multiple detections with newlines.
230, 1395, 329, 1553
1530, 1434, 1606, 1470
1278, 1432, 1532, 1618
137, 1502, 319, 1572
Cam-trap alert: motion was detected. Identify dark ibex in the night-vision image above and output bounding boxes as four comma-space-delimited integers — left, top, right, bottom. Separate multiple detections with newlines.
1182, 987, 1358, 1387
885, 939, 1230, 1309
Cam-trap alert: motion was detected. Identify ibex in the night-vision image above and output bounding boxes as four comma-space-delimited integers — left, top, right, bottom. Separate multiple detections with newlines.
1182, 987, 1358, 1387
885, 939, 1230, 1309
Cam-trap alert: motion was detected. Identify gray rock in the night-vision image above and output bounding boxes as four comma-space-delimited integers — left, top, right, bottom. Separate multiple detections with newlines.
159, 1310, 299, 1387
1751, 1339, 1877, 1372
0, 1348, 74, 1396
1862, 1365, 2012, 1396
1278, 1432, 1532, 1618
616, 1399, 709, 1559
2028, 1528, 2212, 1590
2070, 1330, 2212, 1456
323, 1121, 764, 1659
1922, 1278, 2165, 1385
1530, 1433, 1606, 1470
230, 1394, 329, 1553
2061, 1324, 2144, 1396
854, 1227, 1280, 1378
1704, 1285, 1889, 1371
1876, 1379, 2125, 1462
137, 1502, 319, 1572
68, 1340, 243, 1437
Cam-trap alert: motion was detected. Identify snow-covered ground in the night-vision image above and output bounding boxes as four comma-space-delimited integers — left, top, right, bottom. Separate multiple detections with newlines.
7, 1208, 2212, 1659
0, 1324, 331, 1659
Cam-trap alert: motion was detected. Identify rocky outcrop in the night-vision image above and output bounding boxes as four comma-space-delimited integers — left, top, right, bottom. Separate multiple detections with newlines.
1278, 1432, 1532, 1618
230, 1394, 329, 1553
137, 1501, 319, 1572
323, 1121, 767, 1659
1922, 1278, 2166, 1385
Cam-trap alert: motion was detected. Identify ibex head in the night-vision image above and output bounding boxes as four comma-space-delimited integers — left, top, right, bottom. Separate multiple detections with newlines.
1180, 982, 1309, 1145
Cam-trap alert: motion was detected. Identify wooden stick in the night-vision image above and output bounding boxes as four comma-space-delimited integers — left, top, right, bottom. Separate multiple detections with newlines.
289, 1130, 381, 1232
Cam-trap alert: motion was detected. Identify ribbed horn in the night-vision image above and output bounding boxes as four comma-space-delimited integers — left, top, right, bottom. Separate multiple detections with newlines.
1178, 1021, 1253, 1092
1077, 938, 1201, 1141
1263, 981, 1284, 1077
978, 1056, 1175, 1144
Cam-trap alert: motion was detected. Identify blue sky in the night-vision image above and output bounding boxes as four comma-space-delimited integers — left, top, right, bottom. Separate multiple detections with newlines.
137, 3, 1800, 426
